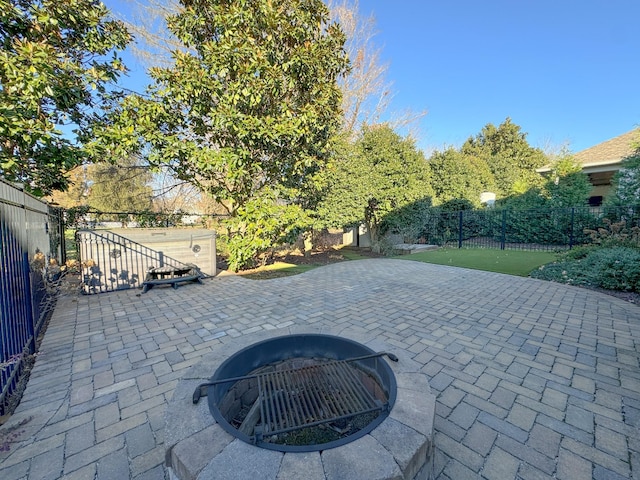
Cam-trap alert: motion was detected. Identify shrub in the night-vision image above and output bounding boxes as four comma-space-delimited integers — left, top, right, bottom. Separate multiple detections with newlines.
586, 248, 640, 291
584, 218, 640, 248
380, 198, 433, 243
225, 195, 309, 271
560, 245, 595, 260
496, 207, 597, 246
531, 246, 640, 291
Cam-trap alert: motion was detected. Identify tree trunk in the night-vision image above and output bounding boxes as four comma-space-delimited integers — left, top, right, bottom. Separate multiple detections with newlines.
367, 221, 380, 253
303, 231, 313, 258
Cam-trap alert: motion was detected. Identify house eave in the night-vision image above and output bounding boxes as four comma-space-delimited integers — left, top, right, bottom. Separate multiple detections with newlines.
537, 158, 623, 174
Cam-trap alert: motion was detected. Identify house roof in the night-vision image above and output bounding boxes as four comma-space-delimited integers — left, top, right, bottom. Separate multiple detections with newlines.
573, 128, 639, 167
537, 129, 639, 174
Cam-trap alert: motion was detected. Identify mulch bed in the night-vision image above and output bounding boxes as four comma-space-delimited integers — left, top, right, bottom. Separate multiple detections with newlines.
218, 247, 383, 274
579, 286, 640, 305
277, 247, 383, 264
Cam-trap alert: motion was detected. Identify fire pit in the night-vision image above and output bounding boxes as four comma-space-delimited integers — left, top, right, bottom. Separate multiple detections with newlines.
193, 334, 397, 452
165, 330, 435, 480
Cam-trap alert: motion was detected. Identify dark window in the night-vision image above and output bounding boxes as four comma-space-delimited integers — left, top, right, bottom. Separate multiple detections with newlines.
589, 196, 603, 206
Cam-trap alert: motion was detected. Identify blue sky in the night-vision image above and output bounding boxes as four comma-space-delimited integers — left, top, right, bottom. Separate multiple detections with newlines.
357, 0, 640, 153
106, 0, 640, 155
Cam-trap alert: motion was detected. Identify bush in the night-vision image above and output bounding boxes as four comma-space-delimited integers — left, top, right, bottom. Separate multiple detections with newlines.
225, 195, 309, 271
496, 207, 597, 246
531, 246, 640, 291
588, 248, 640, 291
560, 245, 595, 260
584, 218, 640, 248
380, 198, 433, 242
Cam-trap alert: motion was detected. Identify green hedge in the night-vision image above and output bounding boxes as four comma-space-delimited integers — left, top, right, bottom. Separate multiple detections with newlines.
415, 205, 640, 249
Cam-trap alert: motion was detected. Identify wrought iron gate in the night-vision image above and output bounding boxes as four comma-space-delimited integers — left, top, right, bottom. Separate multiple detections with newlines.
76, 230, 213, 294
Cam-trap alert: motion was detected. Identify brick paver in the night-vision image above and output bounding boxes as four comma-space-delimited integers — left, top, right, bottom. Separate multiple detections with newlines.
1, 259, 639, 479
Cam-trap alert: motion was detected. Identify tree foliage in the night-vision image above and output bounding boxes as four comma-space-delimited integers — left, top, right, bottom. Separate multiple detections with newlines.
47, 165, 89, 209
461, 118, 547, 197
317, 124, 433, 248
606, 139, 640, 207
95, 0, 349, 269
0, 0, 130, 195
427, 148, 495, 206
544, 155, 591, 207
87, 156, 153, 214
120, 0, 424, 138
226, 190, 309, 271
498, 155, 590, 210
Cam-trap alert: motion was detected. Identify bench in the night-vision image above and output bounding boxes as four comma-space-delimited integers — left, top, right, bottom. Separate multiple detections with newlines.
142, 265, 203, 293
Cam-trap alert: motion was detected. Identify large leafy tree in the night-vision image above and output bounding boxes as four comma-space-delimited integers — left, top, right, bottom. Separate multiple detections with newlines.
499, 154, 591, 209
0, 0, 130, 195
317, 124, 433, 249
96, 0, 348, 270
461, 118, 547, 197
544, 155, 591, 207
606, 157, 640, 207
87, 156, 153, 214
47, 165, 89, 208
428, 148, 495, 206
117, 0, 422, 139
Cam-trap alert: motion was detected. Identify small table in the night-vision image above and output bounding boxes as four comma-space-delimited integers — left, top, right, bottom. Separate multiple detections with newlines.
142, 266, 203, 293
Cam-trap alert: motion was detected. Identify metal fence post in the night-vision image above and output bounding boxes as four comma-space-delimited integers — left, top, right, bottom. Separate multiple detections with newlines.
569, 207, 575, 249
22, 253, 36, 353
58, 208, 67, 264
500, 210, 507, 250
458, 211, 463, 248
210, 232, 217, 276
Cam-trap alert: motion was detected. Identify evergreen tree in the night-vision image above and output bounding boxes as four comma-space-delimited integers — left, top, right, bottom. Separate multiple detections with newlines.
427, 148, 495, 206
606, 154, 640, 207
94, 0, 349, 270
544, 155, 591, 207
462, 118, 547, 197
0, 0, 130, 195
317, 124, 433, 249
87, 156, 153, 214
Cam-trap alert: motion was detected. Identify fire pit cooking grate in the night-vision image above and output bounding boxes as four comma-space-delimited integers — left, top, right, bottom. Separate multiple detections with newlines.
193, 351, 397, 445
256, 359, 383, 440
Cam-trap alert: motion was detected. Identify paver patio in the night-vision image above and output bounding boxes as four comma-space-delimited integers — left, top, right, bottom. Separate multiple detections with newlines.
0, 259, 639, 479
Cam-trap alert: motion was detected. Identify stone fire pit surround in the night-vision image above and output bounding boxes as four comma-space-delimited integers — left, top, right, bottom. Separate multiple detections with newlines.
165, 328, 436, 480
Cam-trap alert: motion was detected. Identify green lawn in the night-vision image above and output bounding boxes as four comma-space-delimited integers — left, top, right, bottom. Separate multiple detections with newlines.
64, 229, 77, 261
241, 247, 556, 279
395, 248, 557, 277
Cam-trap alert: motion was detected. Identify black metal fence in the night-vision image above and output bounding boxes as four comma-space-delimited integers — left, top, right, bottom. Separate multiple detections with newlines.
0, 179, 65, 415
415, 205, 640, 251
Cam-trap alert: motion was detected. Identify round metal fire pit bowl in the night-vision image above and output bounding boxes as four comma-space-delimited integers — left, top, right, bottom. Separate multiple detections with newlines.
205, 333, 397, 452
165, 329, 436, 480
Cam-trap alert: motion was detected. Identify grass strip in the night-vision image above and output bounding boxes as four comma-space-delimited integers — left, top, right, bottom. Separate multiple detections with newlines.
395, 248, 557, 277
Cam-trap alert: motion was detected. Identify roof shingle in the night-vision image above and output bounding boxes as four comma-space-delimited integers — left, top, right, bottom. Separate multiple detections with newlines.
574, 129, 640, 167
